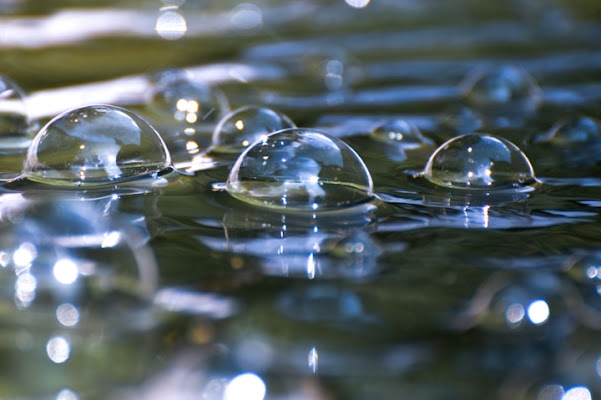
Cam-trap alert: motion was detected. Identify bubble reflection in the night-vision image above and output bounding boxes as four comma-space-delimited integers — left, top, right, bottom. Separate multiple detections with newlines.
423, 133, 537, 191
46, 336, 71, 363
211, 105, 295, 154
230, 3, 263, 30
156, 9, 187, 40
225, 128, 373, 211
562, 387, 592, 400
21, 104, 172, 187
527, 299, 550, 325
224, 373, 266, 400
56, 303, 79, 327
538, 384, 564, 400
345, 0, 371, 8
56, 388, 79, 400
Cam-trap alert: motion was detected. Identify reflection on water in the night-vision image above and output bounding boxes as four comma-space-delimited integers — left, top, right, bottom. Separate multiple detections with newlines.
1, 0, 601, 399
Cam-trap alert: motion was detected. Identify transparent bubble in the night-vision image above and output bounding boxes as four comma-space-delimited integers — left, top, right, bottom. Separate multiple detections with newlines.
423, 133, 537, 190
462, 65, 542, 108
226, 128, 373, 211
21, 105, 171, 187
211, 105, 296, 153
146, 72, 229, 126
536, 115, 601, 146
370, 119, 433, 149
0, 74, 29, 136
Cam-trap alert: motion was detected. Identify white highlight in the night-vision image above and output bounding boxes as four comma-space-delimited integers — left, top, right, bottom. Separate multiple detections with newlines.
225, 373, 266, 400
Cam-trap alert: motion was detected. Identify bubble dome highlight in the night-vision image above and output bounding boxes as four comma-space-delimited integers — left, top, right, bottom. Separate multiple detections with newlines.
211, 105, 296, 153
22, 105, 171, 187
423, 133, 537, 190
226, 128, 374, 211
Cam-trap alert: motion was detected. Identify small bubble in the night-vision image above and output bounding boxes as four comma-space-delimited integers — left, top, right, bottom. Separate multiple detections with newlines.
21, 105, 171, 187
423, 133, 537, 190
147, 72, 229, 126
211, 105, 296, 153
0, 74, 29, 136
536, 115, 601, 146
370, 119, 433, 149
462, 65, 542, 109
226, 128, 373, 211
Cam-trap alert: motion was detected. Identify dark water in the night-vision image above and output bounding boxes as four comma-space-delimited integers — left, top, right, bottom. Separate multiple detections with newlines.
1, 1, 601, 399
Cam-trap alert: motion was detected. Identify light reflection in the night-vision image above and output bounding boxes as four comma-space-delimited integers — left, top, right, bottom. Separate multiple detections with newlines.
307, 253, 316, 279
224, 373, 266, 400
562, 386, 592, 400
13, 242, 37, 267
505, 303, 525, 325
156, 10, 187, 40
527, 299, 550, 325
0, 251, 9, 267
56, 388, 79, 400
46, 336, 71, 363
537, 384, 564, 400
15, 272, 36, 305
308, 347, 319, 373
230, 3, 263, 30
56, 303, 80, 327
101, 231, 121, 248
53, 258, 79, 285
345, 0, 371, 8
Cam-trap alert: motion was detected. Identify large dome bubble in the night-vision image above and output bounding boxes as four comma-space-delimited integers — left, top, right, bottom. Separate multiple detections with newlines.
226, 128, 374, 211
21, 105, 172, 187
423, 133, 537, 190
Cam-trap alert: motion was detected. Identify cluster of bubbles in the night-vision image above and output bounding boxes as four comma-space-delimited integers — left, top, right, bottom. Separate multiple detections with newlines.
0, 65, 549, 211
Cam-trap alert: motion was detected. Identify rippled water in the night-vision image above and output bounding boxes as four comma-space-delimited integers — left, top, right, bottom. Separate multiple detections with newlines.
2, 1, 601, 399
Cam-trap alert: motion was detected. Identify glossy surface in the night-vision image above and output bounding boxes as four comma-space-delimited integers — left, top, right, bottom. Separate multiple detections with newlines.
212, 105, 296, 153
22, 105, 171, 186
226, 128, 373, 210
423, 133, 536, 190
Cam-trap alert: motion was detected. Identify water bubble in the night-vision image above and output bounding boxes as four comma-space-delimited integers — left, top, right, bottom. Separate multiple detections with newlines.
211, 105, 296, 153
226, 128, 373, 211
147, 72, 229, 126
370, 119, 433, 149
423, 133, 537, 190
536, 115, 601, 146
21, 105, 171, 187
462, 65, 542, 109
